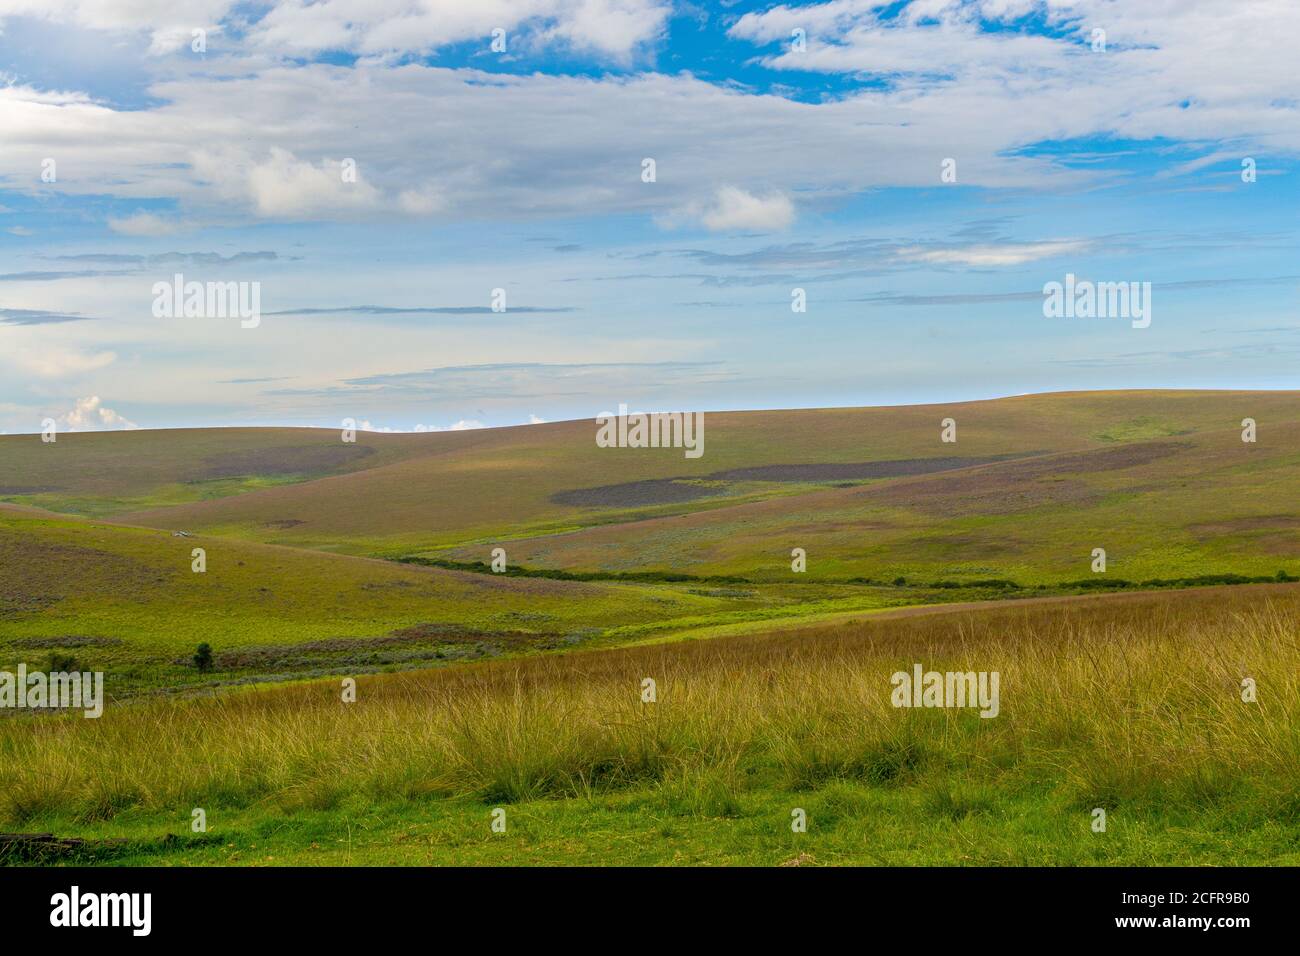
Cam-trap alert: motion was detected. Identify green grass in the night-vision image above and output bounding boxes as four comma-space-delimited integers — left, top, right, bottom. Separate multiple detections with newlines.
4, 586, 1297, 866
15, 783, 1296, 867
3, 506, 881, 693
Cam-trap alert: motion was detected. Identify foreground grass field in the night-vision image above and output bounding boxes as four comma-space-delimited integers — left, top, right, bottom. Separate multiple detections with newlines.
4, 585, 1297, 865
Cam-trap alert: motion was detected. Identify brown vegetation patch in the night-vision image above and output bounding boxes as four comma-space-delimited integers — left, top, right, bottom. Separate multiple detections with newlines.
0, 532, 159, 607
552, 479, 731, 508
1188, 515, 1300, 536
871, 441, 1188, 517
709, 455, 1025, 482
185, 443, 375, 480
551, 455, 1048, 509
191, 624, 568, 671
6, 636, 125, 649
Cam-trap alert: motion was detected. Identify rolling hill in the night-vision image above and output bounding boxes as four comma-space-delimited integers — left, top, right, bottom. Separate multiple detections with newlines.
4, 389, 1286, 571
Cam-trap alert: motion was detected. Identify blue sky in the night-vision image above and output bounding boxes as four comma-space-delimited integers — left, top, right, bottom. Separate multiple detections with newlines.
1, 0, 1297, 433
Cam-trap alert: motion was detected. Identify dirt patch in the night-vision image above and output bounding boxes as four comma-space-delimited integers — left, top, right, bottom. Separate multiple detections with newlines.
0, 486, 60, 495
553, 479, 731, 508
185, 443, 375, 480
263, 519, 306, 529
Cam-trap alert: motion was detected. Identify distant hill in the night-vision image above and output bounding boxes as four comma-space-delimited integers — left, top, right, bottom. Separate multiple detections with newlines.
2, 390, 1279, 584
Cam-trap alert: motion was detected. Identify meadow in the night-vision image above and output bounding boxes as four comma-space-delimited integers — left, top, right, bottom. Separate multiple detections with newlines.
2, 585, 1297, 865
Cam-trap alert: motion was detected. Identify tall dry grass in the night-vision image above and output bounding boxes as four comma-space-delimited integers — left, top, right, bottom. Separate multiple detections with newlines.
3, 585, 1298, 824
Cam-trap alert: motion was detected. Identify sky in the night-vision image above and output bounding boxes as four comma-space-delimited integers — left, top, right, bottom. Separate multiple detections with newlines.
0, 0, 1297, 433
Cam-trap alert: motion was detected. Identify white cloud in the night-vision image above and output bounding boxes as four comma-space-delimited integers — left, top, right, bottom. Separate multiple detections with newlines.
421, 419, 484, 432
238, 148, 384, 220
356, 419, 485, 432
539, 0, 671, 58
58, 395, 138, 430
9, 0, 671, 59
3, 345, 117, 378
896, 239, 1093, 267
698, 186, 796, 233
0, 1, 1293, 229
108, 212, 180, 236
397, 185, 446, 216
0, 0, 236, 53
248, 0, 669, 59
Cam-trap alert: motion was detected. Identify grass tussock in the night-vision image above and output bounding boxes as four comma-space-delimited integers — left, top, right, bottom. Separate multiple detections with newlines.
2, 586, 1298, 829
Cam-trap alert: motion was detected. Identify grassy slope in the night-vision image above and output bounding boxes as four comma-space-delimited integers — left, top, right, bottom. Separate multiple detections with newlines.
6, 584, 1297, 866
3, 505, 895, 692
0, 427, 443, 518
477, 418, 1300, 584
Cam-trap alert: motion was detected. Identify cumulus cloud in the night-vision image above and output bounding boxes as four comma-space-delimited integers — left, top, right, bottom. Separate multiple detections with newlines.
250, 0, 669, 59
7, 0, 1295, 230
730, 0, 1300, 159
58, 395, 138, 430
0, 0, 235, 53
2, 0, 670, 59
355, 418, 485, 432
698, 186, 796, 233
191, 147, 386, 220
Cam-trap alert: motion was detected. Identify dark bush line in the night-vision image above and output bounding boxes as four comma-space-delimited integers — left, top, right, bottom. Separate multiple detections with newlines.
393, 556, 1295, 593
1055, 571, 1297, 590
395, 555, 751, 584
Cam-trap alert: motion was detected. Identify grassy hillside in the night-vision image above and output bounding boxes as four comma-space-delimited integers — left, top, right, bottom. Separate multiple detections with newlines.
2, 505, 907, 694
94, 390, 1298, 558
4, 390, 1298, 686
5, 584, 1296, 865
461, 418, 1300, 584
0, 427, 442, 518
